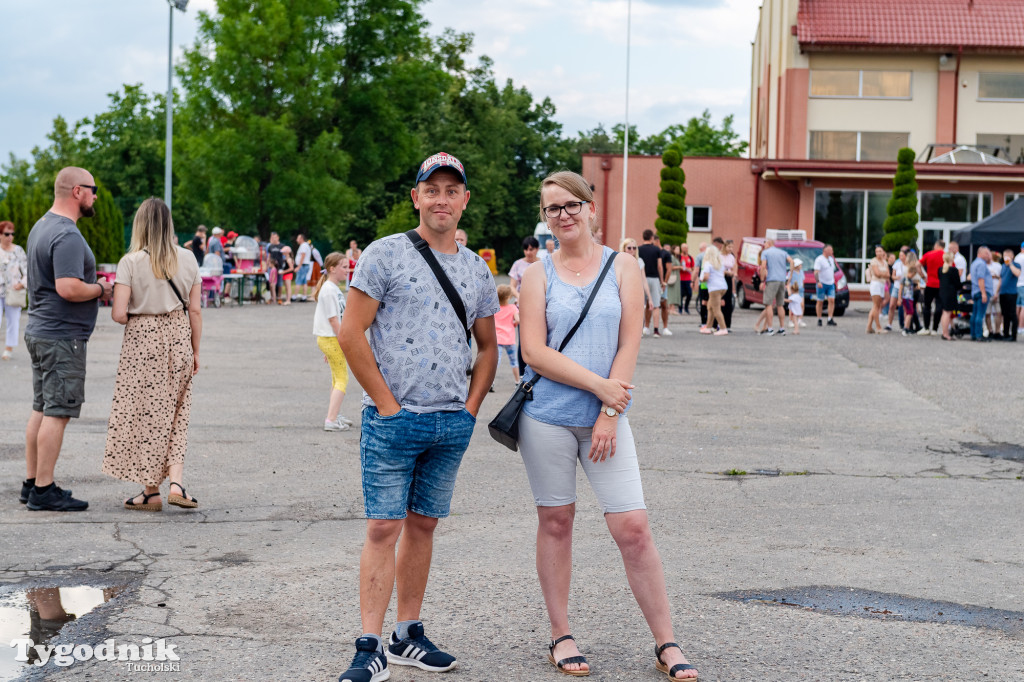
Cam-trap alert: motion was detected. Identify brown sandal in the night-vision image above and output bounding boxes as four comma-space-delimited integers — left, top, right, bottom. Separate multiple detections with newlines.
655, 642, 698, 680
547, 634, 590, 676
167, 482, 198, 509
124, 491, 162, 512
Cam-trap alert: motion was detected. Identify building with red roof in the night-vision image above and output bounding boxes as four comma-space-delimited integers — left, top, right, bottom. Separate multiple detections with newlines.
585, 0, 1024, 285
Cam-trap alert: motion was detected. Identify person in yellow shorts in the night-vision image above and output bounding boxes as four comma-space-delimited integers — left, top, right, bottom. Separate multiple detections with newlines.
312, 252, 352, 431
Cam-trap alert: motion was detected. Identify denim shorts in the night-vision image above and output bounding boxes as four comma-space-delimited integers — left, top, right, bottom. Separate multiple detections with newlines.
1018, 286, 1024, 307
360, 406, 476, 520
816, 282, 836, 300
25, 336, 88, 418
295, 263, 311, 285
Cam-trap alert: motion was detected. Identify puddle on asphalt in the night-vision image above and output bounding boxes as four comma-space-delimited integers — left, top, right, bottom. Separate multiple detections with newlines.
716, 586, 1024, 638
0, 585, 125, 679
960, 441, 1024, 463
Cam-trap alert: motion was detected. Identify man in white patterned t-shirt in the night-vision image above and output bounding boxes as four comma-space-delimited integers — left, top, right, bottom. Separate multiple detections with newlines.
337, 152, 499, 682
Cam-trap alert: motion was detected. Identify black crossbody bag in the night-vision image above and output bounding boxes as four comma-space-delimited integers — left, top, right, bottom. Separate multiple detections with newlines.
405, 229, 471, 345
488, 253, 618, 451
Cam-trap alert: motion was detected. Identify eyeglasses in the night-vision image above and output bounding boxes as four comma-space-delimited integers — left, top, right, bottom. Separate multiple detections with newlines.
625, 246, 637, 251
542, 201, 589, 219
1, 232, 13, 237
77, 184, 98, 196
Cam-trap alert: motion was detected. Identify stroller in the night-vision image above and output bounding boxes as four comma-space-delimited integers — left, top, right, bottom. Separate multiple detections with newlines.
950, 284, 972, 338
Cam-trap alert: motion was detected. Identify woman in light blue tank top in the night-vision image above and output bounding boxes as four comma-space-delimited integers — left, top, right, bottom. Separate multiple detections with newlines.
516, 171, 699, 680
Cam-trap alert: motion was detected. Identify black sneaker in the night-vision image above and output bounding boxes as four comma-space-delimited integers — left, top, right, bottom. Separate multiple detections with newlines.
20, 481, 71, 504
777, 328, 786, 336
26, 485, 88, 512
387, 622, 457, 672
827, 319, 838, 327
817, 319, 823, 327
339, 637, 389, 682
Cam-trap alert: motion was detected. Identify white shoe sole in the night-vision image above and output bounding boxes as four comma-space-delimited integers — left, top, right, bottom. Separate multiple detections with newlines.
386, 652, 457, 672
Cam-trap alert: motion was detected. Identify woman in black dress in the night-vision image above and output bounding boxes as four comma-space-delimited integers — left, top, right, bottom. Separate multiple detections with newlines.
938, 252, 959, 340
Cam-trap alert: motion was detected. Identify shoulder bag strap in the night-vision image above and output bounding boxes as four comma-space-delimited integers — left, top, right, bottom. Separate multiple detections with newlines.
166, 277, 188, 312
524, 251, 618, 389
405, 229, 471, 345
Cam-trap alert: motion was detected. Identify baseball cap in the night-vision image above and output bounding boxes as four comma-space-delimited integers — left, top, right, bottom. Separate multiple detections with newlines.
212, 226, 224, 235
793, 258, 802, 267
415, 152, 467, 187
1020, 240, 1024, 249
226, 230, 238, 240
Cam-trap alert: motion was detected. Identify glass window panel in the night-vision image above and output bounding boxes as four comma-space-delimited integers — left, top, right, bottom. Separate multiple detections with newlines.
814, 190, 864, 259
809, 131, 858, 160
920, 193, 975, 222
976, 133, 1024, 162
981, 193, 992, 218
866, 192, 890, 256
859, 132, 910, 161
922, 228, 944, 251
839, 261, 863, 285
810, 70, 860, 97
690, 206, 711, 230
979, 72, 1024, 100
861, 71, 911, 98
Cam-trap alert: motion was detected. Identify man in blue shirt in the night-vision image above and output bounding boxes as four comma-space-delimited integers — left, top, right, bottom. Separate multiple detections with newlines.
759, 238, 793, 336
969, 246, 994, 341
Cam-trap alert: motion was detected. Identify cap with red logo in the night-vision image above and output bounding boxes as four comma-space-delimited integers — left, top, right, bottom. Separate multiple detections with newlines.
415, 152, 467, 187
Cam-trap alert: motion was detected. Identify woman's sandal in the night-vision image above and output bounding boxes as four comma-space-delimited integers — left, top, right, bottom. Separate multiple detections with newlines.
167, 482, 198, 509
124, 491, 162, 512
547, 634, 590, 677
655, 642, 698, 680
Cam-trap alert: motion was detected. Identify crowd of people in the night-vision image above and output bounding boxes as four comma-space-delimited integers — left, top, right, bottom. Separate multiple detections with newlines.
10, 158, 1024, 682
186, 225, 361, 306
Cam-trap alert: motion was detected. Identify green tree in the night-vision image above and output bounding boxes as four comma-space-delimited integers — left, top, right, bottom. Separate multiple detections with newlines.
78, 181, 126, 263
654, 147, 687, 245
882, 148, 919, 251
658, 110, 748, 157
177, 0, 356, 241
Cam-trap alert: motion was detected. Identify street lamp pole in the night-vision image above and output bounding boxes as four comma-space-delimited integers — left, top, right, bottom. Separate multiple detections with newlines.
620, 0, 631, 244
165, 0, 188, 211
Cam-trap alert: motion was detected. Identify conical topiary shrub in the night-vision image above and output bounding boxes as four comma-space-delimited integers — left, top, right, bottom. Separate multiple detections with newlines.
881, 147, 919, 252
655, 146, 687, 246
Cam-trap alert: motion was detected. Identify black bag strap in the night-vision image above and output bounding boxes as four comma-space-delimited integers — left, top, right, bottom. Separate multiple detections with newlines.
524, 251, 618, 389
405, 229, 471, 345
166, 277, 188, 312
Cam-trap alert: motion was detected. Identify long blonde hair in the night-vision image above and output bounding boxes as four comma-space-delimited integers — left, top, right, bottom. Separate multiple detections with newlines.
313, 251, 345, 301
704, 244, 723, 269
129, 197, 178, 280
620, 238, 638, 259
941, 251, 954, 274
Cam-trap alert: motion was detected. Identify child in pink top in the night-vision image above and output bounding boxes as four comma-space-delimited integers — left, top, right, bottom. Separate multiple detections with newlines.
494, 284, 520, 383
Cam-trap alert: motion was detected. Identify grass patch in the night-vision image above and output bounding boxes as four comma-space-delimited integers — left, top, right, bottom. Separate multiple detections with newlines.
724, 468, 747, 476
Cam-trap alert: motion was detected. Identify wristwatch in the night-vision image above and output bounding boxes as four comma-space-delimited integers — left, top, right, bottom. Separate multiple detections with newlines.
604, 406, 619, 417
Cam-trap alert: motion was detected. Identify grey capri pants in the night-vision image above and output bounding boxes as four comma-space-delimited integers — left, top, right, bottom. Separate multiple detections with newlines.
518, 413, 646, 513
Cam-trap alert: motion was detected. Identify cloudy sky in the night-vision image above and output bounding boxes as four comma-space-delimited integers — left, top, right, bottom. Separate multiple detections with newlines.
0, 0, 762, 164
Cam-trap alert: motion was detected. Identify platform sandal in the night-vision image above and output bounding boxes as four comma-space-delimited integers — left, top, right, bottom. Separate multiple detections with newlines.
124, 491, 162, 512
655, 642, 698, 680
167, 482, 198, 509
547, 634, 590, 677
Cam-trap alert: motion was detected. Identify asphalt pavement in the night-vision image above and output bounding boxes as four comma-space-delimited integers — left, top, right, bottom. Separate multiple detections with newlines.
1, 297, 1022, 681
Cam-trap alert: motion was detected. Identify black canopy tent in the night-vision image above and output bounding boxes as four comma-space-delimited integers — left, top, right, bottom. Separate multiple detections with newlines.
951, 198, 1024, 254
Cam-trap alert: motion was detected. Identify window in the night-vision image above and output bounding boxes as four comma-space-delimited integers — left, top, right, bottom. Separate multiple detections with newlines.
810, 70, 911, 99
809, 132, 909, 161
919, 193, 991, 223
687, 206, 711, 232
976, 133, 1024, 163
813, 190, 894, 283
979, 72, 1024, 100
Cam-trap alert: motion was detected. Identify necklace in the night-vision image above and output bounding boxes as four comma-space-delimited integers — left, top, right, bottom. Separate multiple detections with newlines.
558, 247, 595, 277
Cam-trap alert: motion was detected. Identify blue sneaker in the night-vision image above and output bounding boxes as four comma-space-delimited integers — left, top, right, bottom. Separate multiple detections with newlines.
339, 636, 389, 682
387, 622, 457, 672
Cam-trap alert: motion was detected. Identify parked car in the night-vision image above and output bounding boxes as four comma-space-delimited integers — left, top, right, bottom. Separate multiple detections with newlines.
735, 234, 849, 316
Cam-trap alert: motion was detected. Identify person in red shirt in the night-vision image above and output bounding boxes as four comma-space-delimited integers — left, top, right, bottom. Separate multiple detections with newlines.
678, 243, 695, 314
918, 240, 945, 335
